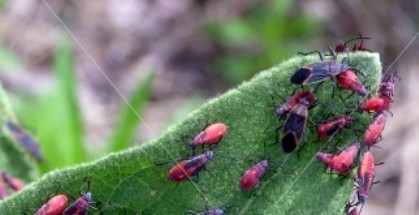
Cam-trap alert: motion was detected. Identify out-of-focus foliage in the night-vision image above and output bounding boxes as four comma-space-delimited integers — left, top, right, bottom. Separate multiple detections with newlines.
109, 73, 153, 153
14, 37, 152, 172
0, 46, 21, 71
205, 1, 323, 84
0, 84, 37, 183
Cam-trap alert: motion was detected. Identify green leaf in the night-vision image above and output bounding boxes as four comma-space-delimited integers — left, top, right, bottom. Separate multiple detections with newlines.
108, 73, 153, 153
0, 52, 381, 214
0, 84, 38, 184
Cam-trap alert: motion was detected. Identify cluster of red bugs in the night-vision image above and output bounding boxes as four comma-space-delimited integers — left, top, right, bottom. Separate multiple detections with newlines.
35, 192, 92, 215
162, 35, 395, 214
162, 36, 394, 214
29, 35, 391, 214
311, 35, 396, 214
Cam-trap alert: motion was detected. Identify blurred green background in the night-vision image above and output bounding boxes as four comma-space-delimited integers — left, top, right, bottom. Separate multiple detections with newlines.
0, 0, 418, 213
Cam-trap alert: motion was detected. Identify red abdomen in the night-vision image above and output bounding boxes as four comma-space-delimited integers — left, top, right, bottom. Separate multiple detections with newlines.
168, 161, 195, 181
0, 177, 9, 200
168, 152, 213, 182
240, 160, 268, 190
358, 97, 391, 112
36, 194, 68, 215
357, 152, 375, 202
193, 123, 227, 146
364, 112, 387, 146
316, 116, 352, 139
336, 71, 368, 96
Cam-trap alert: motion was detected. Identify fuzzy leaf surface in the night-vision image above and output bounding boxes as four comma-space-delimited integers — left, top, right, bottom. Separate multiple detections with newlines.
0, 52, 381, 214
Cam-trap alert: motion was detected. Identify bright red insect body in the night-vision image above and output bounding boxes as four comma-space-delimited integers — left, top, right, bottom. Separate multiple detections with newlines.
6, 120, 43, 161
316, 115, 353, 139
316, 143, 360, 174
63, 192, 91, 215
240, 160, 268, 190
357, 151, 375, 204
168, 151, 214, 182
1, 172, 25, 191
336, 70, 368, 96
0, 175, 9, 200
358, 97, 391, 113
276, 90, 316, 118
189, 123, 227, 151
364, 112, 387, 147
35, 194, 68, 215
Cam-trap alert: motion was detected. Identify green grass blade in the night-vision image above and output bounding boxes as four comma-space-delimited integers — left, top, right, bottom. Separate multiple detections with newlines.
50, 36, 85, 165
108, 73, 153, 153
0, 53, 381, 214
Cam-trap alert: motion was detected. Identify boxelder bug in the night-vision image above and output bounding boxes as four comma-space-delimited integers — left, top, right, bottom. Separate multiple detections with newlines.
188, 123, 227, 155
316, 143, 360, 174
335, 70, 368, 96
334, 34, 371, 53
358, 97, 391, 113
356, 151, 376, 207
35, 194, 68, 215
63, 192, 92, 215
1, 172, 25, 191
281, 98, 309, 153
316, 115, 354, 139
240, 160, 268, 191
275, 90, 316, 118
364, 112, 387, 147
379, 72, 400, 102
0, 175, 9, 200
168, 151, 214, 182
291, 48, 350, 85
5, 120, 43, 161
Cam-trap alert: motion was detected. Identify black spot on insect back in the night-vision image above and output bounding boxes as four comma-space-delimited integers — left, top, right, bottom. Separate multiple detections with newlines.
291, 68, 312, 84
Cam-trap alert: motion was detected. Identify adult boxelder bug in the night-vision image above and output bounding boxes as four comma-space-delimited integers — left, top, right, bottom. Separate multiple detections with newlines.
291, 49, 350, 86
5, 120, 43, 161
240, 160, 268, 191
63, 192, 92, 215
188, 123, 227, 155
168, 151, 214, 182
358, 97, 391, 113
275, 90, 316, 118
0, 175, 9, 200
334, 34, 371, 53
35, 194, 68, 215
316, 143, 360, 174
1, 172, 25, 191
364, 112, 387, 147
335, 70, 368, 96
316, 115, 354, 139
356, 151, 376, 206
281, 99, 309, 153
